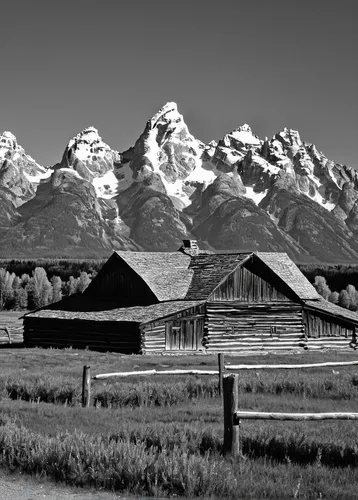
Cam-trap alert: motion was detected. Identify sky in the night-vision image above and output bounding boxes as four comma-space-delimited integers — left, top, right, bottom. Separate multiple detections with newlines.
1, 0, 357, 167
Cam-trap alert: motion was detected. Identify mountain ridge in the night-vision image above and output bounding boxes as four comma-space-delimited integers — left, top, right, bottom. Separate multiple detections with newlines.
0, 102, 357, 262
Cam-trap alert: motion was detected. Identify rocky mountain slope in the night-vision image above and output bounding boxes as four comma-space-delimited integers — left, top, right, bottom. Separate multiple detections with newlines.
0, 103, 357, 261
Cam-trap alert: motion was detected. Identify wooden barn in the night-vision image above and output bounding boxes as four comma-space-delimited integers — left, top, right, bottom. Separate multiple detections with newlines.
24, 242, 358, 354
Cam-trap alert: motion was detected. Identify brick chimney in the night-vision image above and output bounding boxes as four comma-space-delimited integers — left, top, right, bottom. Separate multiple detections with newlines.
178, 239, 200, 256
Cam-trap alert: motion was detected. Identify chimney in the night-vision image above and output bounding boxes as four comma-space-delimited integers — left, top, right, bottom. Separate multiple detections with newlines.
178, 239, 200, 256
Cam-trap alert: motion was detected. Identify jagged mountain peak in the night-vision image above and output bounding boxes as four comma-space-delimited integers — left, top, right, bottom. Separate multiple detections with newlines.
147, 101, 184, 129
0, 131, 22, 157
274, 127, 302, 148
1, 106, 358, 261
1, 130, 18, 143
67, 126, 113, 160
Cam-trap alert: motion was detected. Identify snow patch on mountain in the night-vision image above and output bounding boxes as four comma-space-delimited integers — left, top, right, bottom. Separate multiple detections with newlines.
185, 163, 217, 184
23, 169, 51, 184
242, 187, 268, 205
93, 171, 120, 198
230, 125, 261, 146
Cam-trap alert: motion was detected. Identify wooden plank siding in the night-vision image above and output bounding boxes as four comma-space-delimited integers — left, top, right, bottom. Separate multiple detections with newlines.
84, 255, 158, 306
204, 302, 305, 352
141, 304, 206, 353
24, 318, 141, 353
303, 309, 354, 349
209, 261, 297, 302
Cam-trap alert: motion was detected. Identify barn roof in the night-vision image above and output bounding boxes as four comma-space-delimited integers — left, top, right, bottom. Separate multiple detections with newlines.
184, 253, 252, 300
255, 253, 320, 300
304, 299, 358, 325
115, 251, 193, 301
25, 299, 204, 324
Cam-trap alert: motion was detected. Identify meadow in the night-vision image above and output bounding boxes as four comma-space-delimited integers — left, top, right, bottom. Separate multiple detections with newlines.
0, 348, 358, 498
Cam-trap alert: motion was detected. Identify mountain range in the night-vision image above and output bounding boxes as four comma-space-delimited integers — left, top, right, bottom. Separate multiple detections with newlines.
1, 102, 358, 262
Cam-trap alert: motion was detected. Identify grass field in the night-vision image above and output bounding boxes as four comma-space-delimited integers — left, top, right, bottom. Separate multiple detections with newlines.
1, 348, 358, 498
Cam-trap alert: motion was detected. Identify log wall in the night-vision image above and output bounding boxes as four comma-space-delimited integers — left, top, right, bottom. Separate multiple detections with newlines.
204, 302, 305, 352
24, 318, 141, 353
141, 304, 206, 353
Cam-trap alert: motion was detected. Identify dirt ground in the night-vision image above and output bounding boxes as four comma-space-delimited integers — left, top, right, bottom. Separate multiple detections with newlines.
0, 470, 129, 500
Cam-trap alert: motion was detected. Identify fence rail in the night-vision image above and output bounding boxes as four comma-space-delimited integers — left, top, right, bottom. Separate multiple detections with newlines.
0, 327, 11, 344
82, 354, 227, 406
226, 360, 358, 370
93, 369, 219, 380
223, 373, 358, 457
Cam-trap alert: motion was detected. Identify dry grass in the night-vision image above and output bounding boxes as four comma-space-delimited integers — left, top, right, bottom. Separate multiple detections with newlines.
1, 348, 358, 498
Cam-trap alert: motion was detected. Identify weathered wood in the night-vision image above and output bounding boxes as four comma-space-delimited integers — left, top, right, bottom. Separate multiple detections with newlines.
209, 261, 297, 302
218, 353, 225, 396
226, 360, 358, 370
82, 365, 91, 408
4, 327, 11, 344
233, 411, 358, 422
223, 374, 240, 456
94, 369, 219, 380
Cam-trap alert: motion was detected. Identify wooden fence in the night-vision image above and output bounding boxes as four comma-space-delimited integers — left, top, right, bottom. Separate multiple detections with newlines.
0, 327, 12, 344
81, 354, 227, 407
0, 325, 24, 345
82, 355, 358, 408
223, 373, 358, 457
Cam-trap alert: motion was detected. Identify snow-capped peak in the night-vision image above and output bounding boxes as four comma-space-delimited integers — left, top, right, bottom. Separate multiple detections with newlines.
148, 101, 182, 129
0, 131, 20, 152
275, 127, 302, 148
229, 124, 261, 146
67, 126, 113, 162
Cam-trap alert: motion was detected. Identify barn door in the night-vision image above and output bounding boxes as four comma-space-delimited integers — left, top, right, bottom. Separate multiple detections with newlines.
165, 319, 204, 351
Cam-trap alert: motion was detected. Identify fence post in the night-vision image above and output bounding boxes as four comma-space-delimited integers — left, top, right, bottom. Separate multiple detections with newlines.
218, 353, 225, 396
82, 365, 91, 408
223, 374, 240, 456
5, 327, 11, 344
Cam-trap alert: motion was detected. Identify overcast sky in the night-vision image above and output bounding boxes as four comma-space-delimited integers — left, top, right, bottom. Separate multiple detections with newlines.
1, 0, 357, 167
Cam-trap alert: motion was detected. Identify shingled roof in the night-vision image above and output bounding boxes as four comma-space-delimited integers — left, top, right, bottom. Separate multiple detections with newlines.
116, 251, 193, 301
255, 252, 320, 301
25, 300, 204, 324
184, 253, 252, 300
304, 299, 358, 325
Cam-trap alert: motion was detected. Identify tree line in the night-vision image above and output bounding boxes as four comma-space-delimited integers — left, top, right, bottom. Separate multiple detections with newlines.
313, 276, 358, 311
0, 259, 105, 282
0, 267, 94, 310
299, 264, 358, 292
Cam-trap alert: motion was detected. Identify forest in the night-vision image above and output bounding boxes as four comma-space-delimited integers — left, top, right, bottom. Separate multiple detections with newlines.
0, 259, 358, 311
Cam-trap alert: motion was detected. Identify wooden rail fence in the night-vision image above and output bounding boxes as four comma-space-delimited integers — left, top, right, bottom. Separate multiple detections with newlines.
81, 353, 227, 407
223, 373, 358, 457
0, 325, 24, 344
82, 354, 358, 408
0, 327, 11, 344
